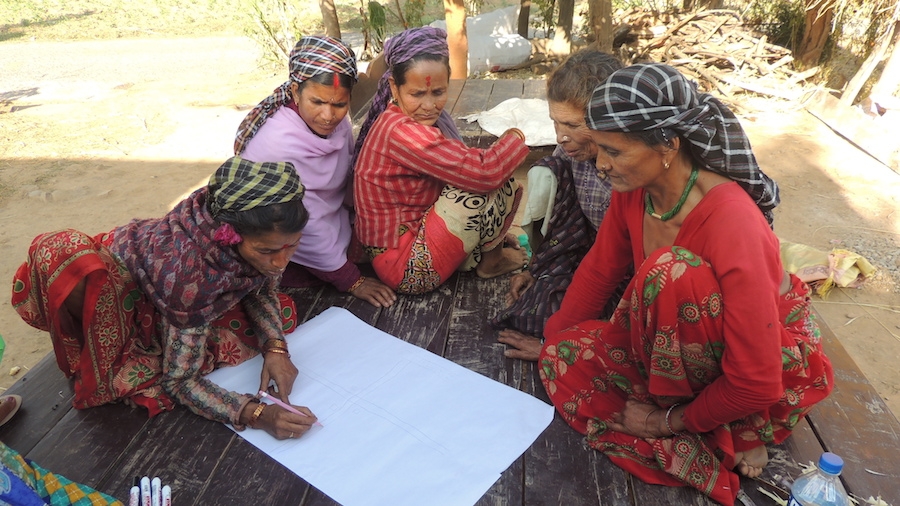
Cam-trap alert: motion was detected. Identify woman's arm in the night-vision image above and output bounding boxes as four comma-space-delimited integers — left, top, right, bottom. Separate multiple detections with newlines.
242, 284, 299, 402
387, 121, 529, 193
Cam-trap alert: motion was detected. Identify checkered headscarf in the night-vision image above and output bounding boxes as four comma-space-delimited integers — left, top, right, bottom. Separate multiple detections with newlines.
207, 157, 305, 218
587, 63, 779, 225
234, 36, 357, 154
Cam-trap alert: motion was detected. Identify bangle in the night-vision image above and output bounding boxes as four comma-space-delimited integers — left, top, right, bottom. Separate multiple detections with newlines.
264, 338, 288, 351
348, 276, 366, 293
506, 128, 526, 142
665, 403, 682, 436
249, 401, 266, 428
265, 348, 290, 358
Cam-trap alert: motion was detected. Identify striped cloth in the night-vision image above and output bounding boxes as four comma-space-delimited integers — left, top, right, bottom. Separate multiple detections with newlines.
207, 156, 304, 218
587, 63, 780, 226
234, 36, 357, 154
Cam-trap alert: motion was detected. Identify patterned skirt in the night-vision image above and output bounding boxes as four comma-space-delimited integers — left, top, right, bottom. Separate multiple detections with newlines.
370, 180, 522, 294
539, 246, 833, 506
11, 229, 297, 417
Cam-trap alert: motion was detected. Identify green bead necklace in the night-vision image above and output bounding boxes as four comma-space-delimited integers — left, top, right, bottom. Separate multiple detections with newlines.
645, 165, 699, 221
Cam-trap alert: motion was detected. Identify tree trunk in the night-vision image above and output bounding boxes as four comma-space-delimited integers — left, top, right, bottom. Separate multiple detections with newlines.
443, 0, 469, 78
551, 0, 575, 55
319, 0, 342, 39
869, 2, 900, 103
518, 0, 531, 38
588, 0, 613, 53
797, 0, 835, 67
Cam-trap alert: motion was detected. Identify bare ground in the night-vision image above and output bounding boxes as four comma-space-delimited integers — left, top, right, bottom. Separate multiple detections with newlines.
1, 36, 900, 422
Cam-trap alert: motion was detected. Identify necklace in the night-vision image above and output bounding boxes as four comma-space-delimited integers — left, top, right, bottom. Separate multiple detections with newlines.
645, 165, 699, 221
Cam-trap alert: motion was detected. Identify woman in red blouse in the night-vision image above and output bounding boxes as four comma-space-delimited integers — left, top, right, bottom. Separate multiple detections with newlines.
353, 27, 530, 294
539, 64, 833, 506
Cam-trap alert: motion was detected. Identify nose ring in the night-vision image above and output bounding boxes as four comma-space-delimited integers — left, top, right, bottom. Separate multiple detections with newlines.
562, 135, 571, 142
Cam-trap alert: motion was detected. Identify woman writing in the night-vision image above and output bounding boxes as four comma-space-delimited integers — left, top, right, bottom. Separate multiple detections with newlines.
539, 64, 833, 505
13, 157, 318, 440
353, 27, 530, 294
235, 35, 396, 308
492, 49, 623, 361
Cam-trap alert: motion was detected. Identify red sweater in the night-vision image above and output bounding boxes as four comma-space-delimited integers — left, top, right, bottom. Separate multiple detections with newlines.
354, 104, 529, 248
545, 182, 786, 433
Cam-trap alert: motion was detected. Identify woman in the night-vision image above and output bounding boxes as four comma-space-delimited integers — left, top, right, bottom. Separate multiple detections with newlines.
539, 64, 833, 506
353, 27, 530, 294
492, 49, 623, 361
12, 157, 318, 440
235, 35, 396, 308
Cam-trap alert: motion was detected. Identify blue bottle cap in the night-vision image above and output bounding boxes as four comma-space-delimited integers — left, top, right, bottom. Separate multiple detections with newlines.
819, 452, 844, 475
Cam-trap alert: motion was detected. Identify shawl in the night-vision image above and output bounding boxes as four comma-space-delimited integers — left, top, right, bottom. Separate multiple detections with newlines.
234, 35, 357, 154
587, 63, 780, 225
109, 188, 272, 329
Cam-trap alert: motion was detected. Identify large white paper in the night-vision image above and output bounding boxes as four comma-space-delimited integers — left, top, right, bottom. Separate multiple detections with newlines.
460, 98, 557, 146
206, 307, 554, 506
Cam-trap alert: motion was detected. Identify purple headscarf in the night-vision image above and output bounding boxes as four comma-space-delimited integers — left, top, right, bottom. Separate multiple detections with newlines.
353, 27, 460, 162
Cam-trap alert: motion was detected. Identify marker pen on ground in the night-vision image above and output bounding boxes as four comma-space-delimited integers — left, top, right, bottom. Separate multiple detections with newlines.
258, 391, 323, 427
151, 477, 161, 506
129, 486, 140, 506
140, 476, 151, 506
161, 485, 171, 506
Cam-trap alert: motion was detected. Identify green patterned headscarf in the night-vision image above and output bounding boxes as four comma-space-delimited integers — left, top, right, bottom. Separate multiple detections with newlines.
207, 157, 305, 218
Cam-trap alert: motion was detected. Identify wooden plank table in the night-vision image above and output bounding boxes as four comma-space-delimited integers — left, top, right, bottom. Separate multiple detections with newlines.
3, 79, 900, 506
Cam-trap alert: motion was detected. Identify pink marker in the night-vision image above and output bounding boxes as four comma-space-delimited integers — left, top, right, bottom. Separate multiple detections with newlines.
258, 390, 323, 428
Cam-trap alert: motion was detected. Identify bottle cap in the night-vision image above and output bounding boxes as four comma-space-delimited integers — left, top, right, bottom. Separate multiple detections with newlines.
819, 452, 844, 475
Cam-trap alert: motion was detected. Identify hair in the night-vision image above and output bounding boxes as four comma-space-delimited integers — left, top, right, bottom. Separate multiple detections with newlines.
216, 200, 309, 237
546, 50, 623, 111
624, 128, 680, 150
391, 53, 451, 86
297, 71, 355, 93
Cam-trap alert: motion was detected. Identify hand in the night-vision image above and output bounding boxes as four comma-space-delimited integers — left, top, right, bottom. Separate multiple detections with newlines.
245, 400, 318, 440
350, 276, 397, 308
609, 399, 666, 438
497, 329, 542, 361
259, 351, 298, 403
505, 271, 535, 307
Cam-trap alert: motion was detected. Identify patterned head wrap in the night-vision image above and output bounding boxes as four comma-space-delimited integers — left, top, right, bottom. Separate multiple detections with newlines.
587, 63, 780, 225
234, 36, 357, 154
207, 156, 305, 218
353, 27, 459, 162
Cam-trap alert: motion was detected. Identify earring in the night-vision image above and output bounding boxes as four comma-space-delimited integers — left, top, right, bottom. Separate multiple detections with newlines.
664, 162, 670, 170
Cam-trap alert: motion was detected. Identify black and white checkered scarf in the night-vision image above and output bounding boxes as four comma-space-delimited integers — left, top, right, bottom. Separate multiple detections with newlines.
587, 63, 779, 226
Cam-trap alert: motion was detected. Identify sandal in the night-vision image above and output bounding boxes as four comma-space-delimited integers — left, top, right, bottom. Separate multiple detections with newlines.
0, 395, 22, 427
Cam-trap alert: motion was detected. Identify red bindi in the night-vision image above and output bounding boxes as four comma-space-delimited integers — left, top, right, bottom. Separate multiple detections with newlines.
280, 243, 294, 250
425, 75, 431, 87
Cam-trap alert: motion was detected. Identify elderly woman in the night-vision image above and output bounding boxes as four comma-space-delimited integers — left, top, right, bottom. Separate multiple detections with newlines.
353, 27, 530, 294
492, 49, 623, 361
539, 64, 833, 505
13, 157, 318, 440
235, 35, 396, 308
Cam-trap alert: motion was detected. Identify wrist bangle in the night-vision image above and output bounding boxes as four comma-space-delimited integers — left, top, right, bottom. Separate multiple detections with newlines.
264, 338, 288, 350
348, 276, 366, 293
665, 403, 682, 436
264, 348, 291, 358
506, 128, 526, 142
249, 401, 266, 428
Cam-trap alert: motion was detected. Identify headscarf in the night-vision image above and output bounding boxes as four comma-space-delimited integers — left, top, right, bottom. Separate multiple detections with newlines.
109, 157, 305, 329
353, 26, 461, 162
234, 35, 357, 154
587, 63, 780, 225
207, 156, 305, 218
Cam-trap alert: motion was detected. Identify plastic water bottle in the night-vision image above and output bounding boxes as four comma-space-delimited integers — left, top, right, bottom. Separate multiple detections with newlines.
787, 452, 851, 506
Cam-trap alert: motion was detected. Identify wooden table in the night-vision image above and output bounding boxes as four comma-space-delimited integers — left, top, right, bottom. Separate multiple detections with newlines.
3, 79, 900, 506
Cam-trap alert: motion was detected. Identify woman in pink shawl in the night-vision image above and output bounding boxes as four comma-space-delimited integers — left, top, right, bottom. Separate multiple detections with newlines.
235, 36, 396, 308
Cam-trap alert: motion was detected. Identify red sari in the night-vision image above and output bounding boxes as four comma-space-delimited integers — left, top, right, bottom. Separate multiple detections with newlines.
540, 246, 833, 505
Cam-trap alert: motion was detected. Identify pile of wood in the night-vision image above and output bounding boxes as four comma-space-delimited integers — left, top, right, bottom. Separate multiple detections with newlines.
613, 9, 819, 104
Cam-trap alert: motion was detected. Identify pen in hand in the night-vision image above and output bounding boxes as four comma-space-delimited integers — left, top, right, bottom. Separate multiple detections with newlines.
258, 390, 324, 428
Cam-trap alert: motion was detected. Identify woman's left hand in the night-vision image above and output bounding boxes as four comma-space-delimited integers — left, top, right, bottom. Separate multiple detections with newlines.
609, 399, 666, 439
259, 352, 299, 403
350, 276, 398, 308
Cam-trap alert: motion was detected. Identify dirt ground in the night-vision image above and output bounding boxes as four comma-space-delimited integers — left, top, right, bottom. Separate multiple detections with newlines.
2, 36, 900, 423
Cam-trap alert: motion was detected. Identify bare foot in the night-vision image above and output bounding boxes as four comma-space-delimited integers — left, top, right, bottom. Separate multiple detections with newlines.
497, 329, 542, 361
734, 445, 768, 479
476, 246, 529, 279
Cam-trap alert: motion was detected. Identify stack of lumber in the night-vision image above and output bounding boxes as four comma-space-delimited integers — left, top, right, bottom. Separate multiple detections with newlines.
615, 9, 819, 103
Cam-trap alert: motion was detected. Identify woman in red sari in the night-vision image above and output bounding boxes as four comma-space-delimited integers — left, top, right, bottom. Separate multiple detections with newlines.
539, 64, 833, 505
12, 157, 318, 440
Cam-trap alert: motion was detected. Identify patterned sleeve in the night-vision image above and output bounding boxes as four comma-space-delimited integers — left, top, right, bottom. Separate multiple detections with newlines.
158, 324, 255, 425
241, 280, 285, 348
